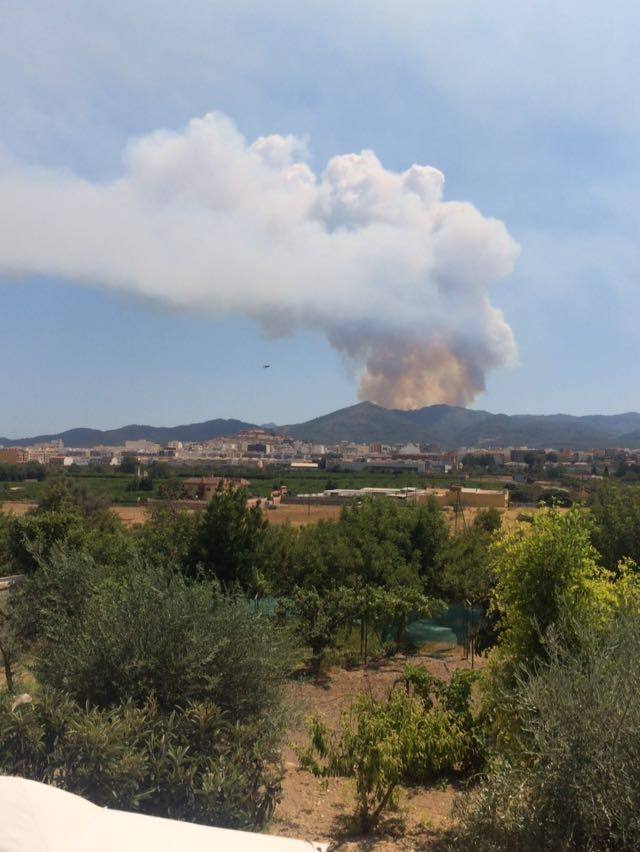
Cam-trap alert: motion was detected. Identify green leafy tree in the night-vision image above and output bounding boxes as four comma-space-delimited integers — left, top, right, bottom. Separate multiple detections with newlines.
489, 508, 611, 668
591, 480, 640, 570
6, 476, 133, 575
135, 504, 201, 567
408, 497, 450, 592
482, 507, 623, 746
156, 477, 186, 500
119, 455, 139, 474
282, 585, 356, 661
36, 476, 107, 514
189, 485, 267, 588
438, 525, 495, 605
354, 585, 442, 660
0, 461, 45, 482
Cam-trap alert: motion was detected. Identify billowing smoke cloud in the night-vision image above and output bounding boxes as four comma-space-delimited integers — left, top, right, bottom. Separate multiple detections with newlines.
0, 112, 519, 408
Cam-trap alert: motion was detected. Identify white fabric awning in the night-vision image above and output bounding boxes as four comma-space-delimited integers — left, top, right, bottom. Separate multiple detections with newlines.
0, 777, 327, 852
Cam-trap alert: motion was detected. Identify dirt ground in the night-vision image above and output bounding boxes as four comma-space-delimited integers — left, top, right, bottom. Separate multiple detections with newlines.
265, 504, 537, 532
1, 501, 37, 517
2, 500, 535, 534
0, 500, 344, 528
264, 503, 343, 527
269, 647, 481, 850
0, 501, 151, 527
111, 504, 151, 526
109, 502, 344, 528
442, 505, 533, 532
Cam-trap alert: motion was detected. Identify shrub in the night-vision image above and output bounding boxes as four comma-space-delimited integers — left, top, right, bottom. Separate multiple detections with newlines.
402, 665, 486, 774
0, 688, 281, 830
5, 477, 134, 575
452, 610, 640, 851
1, 545, 296, 831
300, 688, 435, 832
12, 547, 294, 723
299, 677, 470, 833
8, 544, 106, 642
488, 508, 611, 669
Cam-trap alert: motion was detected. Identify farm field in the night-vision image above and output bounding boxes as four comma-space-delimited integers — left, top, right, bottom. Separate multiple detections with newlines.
441, 505, 541, 531
1, 500, 152, 527
263, 503, 343, 526
266, 504, 537, 530
0, 501, 36, 517
1, 499, 538, 531
112, 502, 347, 528
0, 467, 511, 506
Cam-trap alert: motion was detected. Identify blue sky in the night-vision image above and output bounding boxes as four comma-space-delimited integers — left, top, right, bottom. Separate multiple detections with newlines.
1, 1, 639, 437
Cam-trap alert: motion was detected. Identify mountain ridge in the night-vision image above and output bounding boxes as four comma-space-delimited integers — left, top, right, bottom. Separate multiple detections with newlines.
3, 403, 640, 450
0, 419, 258, 449
278, 403, 640, 448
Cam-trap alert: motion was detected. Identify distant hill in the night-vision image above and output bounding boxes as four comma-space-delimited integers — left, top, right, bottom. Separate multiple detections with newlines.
279, 402, 423, 444
616, 429, 640, 448
280, 403, 640, 449
4, 405, 640, 450
0, 419, 258, 449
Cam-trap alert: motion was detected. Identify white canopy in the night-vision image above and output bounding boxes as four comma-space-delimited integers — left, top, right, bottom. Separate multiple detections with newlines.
0, 777, 326, 852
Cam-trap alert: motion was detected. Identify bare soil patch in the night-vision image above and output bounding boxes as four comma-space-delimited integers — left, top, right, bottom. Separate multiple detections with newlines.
1, 501, 37, 517
263, 503, 343, 527
270, 647, 481, 849
111, 505, 151, 526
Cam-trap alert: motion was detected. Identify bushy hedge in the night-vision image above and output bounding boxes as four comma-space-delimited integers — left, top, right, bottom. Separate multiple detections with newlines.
0, 689, 281, 829
2, 544, 295, 830
10, 545, 294, 721
452, 610, 640, 851
299, 664, 483, 831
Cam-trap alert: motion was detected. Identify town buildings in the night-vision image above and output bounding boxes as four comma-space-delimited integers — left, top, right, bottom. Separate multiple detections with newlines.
2, 430, 639, 489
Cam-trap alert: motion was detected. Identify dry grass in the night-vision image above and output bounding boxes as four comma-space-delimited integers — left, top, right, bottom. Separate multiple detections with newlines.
442, 505, 544, 533
263, 503, 343, 527
2, 500, 546, 533
0, 501, 153, 528
1, 500, 344, 529
111, 505, 151, 526
0, 501, 36, 517
114, 503, 345, 529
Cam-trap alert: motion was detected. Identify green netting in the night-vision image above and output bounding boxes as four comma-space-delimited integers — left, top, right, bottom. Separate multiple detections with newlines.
384, 603, 484, 649
252, 597, 483, 651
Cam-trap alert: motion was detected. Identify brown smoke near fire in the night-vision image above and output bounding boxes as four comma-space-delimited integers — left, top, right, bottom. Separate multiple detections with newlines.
0, 112, 519, 408
360, 340, 488, 409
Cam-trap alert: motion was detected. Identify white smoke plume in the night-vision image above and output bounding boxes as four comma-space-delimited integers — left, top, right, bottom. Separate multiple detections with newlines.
0, 112, 519, 409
